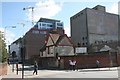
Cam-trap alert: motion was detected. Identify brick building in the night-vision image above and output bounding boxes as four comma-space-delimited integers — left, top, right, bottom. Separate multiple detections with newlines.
9, 18, 65, 63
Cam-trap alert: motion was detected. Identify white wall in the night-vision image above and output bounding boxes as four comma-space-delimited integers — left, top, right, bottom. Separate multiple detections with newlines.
10, 43, 21, 62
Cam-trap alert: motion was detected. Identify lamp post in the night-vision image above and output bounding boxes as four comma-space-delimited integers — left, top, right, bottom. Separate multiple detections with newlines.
20, 43, 25, 79
4, 26, 16, 72
18, 23, 25, 79
4, 26, 16, 44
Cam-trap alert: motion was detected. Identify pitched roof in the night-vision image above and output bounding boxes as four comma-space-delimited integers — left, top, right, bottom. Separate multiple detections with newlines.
40, 33, 74, 52
46, 34, 74, 46
46, 34, 60, 46
100, 45, 116, 52
56, 34, 74, 46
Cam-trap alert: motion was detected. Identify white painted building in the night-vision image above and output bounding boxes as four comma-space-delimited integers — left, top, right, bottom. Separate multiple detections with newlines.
9, 38, 22, 62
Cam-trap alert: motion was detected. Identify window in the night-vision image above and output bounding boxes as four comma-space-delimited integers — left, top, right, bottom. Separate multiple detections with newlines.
48, 47, 50, 54
77, 42, 81, 47
82, 37, 84, 40
32, 30, 39, 34
47, 24, 53, 27
56, 22, 63, 29
82, 43, 85, 46
75, 15, 77, 18
72, 16, 75, 19
41, 52, 43, 56
40, 31, 46, 34
42, 23, 46, 26
50, 47, 54, 54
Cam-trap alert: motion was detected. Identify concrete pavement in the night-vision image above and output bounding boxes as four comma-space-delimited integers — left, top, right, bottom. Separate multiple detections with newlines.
1, 64, 119, 80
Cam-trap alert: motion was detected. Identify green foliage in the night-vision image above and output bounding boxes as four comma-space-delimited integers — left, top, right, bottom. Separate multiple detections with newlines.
0, 31, 7, 63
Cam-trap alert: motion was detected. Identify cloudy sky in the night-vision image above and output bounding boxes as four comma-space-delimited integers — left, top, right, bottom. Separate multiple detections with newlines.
1, 0, 120, 45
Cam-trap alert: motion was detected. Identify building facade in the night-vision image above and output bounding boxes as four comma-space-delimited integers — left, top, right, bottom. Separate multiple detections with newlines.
119, 2, 120, 45
40, 34, 75, 57
9, 38, 22, 62
10, 18, 65, 62
70, 5, 119, 52
34, 18, 64, 31
39, 33, 75, 68
24, 18, 64, 60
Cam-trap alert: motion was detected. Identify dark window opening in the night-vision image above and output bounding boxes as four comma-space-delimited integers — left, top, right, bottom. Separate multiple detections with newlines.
82, 37, 84, 40
82, 43, 85, 46
95, 41, 97, 44
41, 52, 43, 56
77, 42, 81, 47
48, 47, 50, 54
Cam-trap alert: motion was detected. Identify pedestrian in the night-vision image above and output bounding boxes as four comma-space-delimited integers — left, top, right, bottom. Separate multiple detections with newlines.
69, 60, 72, 70
96, 60, 100, 68
72, 60, 76, 71
33, 61, 38, 75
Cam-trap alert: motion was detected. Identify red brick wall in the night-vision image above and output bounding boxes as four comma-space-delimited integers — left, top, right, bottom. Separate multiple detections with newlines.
117, 53, 120, 65
0, 63, 7, 76
60, 52, 118, 69
25, 30, 46, 60
38, 51, 120, 69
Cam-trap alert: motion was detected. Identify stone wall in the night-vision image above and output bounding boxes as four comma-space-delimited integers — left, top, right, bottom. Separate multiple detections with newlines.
0, 63, 7, 76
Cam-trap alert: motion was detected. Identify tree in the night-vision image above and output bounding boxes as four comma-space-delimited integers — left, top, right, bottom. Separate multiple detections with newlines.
0, 31, 7, 63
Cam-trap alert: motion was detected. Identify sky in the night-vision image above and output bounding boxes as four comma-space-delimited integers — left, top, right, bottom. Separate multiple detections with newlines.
0, 0, 120, 46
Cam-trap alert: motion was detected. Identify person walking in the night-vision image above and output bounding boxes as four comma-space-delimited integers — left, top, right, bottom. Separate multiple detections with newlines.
33, 61, 38, 75
69, 60, 72, 70
72, 60, 76, 71
96, 60, 100, 68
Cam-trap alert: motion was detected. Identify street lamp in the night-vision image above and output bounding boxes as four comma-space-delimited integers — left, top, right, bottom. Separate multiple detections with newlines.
18, 23, 25, 79
4, 26, 16, 44
20, 43, 25, 79
4, 26, 16, 71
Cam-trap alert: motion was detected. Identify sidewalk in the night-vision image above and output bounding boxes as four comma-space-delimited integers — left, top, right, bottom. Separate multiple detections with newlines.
1, 64, 119, 79
2, 64, 21, 78
1, 64, 66, 79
